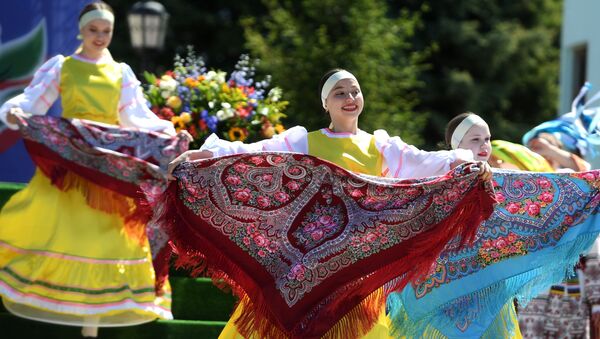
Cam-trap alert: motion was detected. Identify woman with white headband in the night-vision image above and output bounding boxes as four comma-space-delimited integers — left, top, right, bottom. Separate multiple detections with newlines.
0, 1, 175, 336
168, 69, 492, 338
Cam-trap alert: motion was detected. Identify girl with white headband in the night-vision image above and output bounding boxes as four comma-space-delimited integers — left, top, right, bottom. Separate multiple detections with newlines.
388, 113, 590, 338
0, 1, 176, 336
168, 69, 492, 338
386, 112, 524, 338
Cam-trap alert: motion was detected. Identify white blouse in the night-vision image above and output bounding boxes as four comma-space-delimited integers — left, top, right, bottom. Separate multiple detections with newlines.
200, 127, 474, 179
0, 54, 175, 135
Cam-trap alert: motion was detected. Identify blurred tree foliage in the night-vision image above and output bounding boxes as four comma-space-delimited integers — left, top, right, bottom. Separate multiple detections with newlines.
107, 0, 562, 148
241, 0, 429, 144
391, 0, 563, 147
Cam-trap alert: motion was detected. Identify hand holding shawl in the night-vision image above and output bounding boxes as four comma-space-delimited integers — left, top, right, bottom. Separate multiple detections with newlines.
150, 152, 495, 338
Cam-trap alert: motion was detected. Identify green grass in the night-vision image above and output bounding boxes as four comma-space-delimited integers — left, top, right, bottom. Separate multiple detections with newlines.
0, 182, 25, 209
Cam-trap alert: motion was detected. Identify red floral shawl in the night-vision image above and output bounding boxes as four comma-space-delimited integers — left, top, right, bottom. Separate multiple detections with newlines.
150, 152, 495, 338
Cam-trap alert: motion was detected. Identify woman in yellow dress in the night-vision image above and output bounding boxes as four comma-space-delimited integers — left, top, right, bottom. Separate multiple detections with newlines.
0, 2, 176, 337
168, 69, 491, 338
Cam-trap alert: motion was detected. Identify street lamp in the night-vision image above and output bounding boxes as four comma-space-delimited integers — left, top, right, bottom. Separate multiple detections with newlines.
127, 1, 169, 71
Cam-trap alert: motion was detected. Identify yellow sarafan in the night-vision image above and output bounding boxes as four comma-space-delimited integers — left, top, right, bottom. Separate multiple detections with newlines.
60, 56, 121, 123
307, 129, 382, 176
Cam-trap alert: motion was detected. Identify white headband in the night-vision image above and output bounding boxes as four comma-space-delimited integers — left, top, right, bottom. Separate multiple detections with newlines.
321, 70, 358, 109
79, 9, 115, 30
450, 114, 487, 149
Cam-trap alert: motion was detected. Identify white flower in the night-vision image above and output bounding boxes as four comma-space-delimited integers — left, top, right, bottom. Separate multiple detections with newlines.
161, 91, 170, 99
216, 71, 226, 84
208, 101, 215, 109
159, 75, 177, 92
216, 109, 234, 121
268, 88, 282, 102
260, 107, 270, 115
205, 71, 217, 81
221, 102, 231, 109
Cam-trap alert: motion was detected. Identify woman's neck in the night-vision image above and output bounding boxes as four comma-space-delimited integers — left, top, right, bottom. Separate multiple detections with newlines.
78, 48, 104, 61
330, 118, 359, 134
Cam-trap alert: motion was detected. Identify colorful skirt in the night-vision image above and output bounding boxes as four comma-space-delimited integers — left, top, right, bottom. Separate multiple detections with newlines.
0, 170, 172, 326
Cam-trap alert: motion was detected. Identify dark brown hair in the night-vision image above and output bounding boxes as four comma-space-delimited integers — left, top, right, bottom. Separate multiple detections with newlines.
444, 112, 476, 149
79, 1, 114, 20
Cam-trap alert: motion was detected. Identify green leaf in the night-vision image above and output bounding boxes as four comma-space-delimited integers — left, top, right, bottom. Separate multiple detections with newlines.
0, 19, 46, 81
144, 71, 158, 85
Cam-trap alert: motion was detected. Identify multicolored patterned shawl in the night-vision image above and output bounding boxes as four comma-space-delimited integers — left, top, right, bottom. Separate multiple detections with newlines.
389, 169, 600, 338
149, 152, 495, 339
14, 114, 188, 270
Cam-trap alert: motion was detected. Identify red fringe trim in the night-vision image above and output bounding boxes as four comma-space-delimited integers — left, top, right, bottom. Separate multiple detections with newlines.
154, 175, 494, 338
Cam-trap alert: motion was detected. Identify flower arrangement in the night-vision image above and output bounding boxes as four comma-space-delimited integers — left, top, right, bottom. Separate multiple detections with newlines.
143, 47, 287, 148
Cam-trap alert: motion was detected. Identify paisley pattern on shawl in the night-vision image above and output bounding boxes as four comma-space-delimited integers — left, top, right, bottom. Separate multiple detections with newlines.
14, 114, 188, 276
389, 169, 600, 338
149, 152, 495, 339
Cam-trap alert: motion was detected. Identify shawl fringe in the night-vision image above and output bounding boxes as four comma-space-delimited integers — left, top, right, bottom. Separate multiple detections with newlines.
388, 230, 599, 338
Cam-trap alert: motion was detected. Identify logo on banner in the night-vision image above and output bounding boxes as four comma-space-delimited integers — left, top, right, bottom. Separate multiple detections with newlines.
0, 19, 47, 151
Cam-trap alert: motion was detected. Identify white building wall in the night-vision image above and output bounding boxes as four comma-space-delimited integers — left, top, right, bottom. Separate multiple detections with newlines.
560, 0, 600, 114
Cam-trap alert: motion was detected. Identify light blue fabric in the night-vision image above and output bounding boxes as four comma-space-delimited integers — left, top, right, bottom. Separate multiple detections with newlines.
388, 169, 600, 338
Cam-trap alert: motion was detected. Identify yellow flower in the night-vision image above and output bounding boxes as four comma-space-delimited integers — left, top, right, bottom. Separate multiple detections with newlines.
228, 127, 248, 142
274, 124, 285, 134
221, 83, 231, 93
166, 96, 182, 111
171, 116, 181, 124
184, 77, 198, 88
180, 112, 192, 123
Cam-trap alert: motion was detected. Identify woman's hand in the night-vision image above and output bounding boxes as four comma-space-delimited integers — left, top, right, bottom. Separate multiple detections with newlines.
451, 159, 492, 181
167, 150, 214, 180
477, 161, 492, 181
6, 107, 25, 125
176, 130, 193, 142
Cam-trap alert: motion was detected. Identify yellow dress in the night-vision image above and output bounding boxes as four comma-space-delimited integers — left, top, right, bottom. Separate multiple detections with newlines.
0, 55, 171, 326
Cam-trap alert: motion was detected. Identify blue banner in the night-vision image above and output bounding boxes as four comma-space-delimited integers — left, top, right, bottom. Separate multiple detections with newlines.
0, 0, 89, 182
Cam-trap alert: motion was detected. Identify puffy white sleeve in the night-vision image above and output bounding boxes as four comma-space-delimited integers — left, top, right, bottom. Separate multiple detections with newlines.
374, 129, 474, 179
118, 63, 176, 135
200, 126, 308, 157
0, 55, 64, 129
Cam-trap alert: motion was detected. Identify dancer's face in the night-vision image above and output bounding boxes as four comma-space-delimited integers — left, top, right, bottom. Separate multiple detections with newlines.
80, 19, 113, 57
457, 121, 492, 162
324, 78, 364, 122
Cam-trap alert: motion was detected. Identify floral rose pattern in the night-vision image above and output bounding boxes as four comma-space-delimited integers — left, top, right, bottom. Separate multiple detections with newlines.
172, 153, 489, 308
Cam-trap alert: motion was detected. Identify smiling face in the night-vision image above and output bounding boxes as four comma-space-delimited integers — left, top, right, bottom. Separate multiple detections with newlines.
80, 19, 113, 58
457, 121, 492, 161
324, 78, 364, 122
